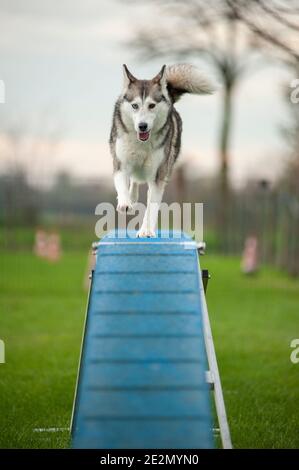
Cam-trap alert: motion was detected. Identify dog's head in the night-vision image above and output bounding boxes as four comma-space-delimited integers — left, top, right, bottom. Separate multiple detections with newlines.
121, 64, 170, 142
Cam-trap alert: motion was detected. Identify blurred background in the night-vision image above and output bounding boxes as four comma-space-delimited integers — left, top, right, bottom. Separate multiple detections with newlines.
0, 0, 298, 449
0, 0, 299, 271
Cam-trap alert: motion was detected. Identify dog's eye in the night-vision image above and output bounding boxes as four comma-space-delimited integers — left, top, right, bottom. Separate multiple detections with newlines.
149, 103, 156, 109
132, 103, 139, 110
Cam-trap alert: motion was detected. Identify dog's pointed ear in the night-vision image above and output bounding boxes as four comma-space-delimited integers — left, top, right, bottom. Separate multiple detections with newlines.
123, 64, 137, 87
152, 65, 166, 85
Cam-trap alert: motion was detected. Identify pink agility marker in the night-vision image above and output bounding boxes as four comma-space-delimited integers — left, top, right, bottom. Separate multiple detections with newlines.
241, 236, 259, 275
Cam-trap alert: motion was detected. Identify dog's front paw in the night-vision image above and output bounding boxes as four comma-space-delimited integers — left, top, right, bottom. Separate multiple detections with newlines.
136, 228, 156, 238
117, 200, 133, 213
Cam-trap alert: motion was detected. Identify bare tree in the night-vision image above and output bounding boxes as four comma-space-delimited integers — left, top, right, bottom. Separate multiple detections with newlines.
228, 1, 299, 272
127, 0, 260, 235
127, 0, 299, 242
226, 0, 299, 65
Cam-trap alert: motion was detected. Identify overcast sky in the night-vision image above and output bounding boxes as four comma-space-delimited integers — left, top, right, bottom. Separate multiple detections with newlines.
0, 0, 294, 186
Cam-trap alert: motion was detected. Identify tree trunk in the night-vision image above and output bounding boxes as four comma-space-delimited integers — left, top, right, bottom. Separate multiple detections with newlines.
220, 84, 232, 199
217, 82, 234, 250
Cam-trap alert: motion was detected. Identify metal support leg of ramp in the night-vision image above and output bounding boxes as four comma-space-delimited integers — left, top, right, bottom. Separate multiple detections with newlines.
71, 230, 232, 449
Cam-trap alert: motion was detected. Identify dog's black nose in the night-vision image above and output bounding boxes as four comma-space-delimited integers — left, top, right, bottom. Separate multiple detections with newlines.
138, 122, 148, 132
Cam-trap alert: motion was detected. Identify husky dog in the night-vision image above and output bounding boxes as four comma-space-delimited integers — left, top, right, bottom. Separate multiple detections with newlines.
109, 63, 215, 237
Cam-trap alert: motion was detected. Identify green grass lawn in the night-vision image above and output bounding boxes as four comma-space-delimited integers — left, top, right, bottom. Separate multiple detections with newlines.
202, 256, 299, 449
0, 249, 298, 448
0, 251, 87, 448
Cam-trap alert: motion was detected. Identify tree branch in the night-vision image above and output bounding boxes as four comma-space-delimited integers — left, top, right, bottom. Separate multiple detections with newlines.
226, 0, 299, 62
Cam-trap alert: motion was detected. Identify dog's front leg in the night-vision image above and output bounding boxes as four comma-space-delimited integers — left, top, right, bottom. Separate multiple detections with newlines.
114, 170, 133, 213
129, 180, 139, 205
137, 180, 165, 238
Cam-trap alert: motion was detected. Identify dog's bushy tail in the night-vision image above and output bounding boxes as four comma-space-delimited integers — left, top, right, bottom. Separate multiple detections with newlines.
166, 64, 216, 103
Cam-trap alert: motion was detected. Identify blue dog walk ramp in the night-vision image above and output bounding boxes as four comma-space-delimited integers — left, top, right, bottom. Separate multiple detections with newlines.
71, 231, 231, 449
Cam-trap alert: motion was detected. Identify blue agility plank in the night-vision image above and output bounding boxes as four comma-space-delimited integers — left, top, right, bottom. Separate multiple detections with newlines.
71, 231, 214, 449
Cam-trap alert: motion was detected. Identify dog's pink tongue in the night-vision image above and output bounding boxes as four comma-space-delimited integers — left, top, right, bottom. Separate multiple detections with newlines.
139, 131, 150, 141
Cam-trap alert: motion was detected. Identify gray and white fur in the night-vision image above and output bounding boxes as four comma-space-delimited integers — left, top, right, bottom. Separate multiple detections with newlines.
109, 63, 215, 237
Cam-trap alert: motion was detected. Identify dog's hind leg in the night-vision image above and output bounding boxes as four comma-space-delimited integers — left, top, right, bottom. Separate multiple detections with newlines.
137, 180, 165, 238
129, 180, 139, 205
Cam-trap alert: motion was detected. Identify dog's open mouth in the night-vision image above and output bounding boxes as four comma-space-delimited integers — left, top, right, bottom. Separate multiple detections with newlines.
138, 131, 150, 142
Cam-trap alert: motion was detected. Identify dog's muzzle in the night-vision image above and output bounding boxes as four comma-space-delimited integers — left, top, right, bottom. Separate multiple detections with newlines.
138, 122, 150, 142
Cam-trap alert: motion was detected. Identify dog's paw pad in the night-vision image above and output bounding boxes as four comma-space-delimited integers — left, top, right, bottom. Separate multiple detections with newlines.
136, 229, 156, 238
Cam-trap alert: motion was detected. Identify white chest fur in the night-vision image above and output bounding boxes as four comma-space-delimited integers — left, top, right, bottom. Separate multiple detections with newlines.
116, 135, 165, 183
